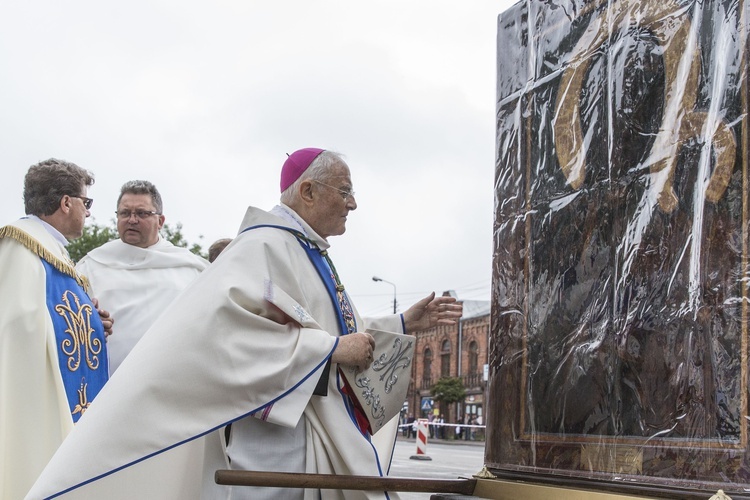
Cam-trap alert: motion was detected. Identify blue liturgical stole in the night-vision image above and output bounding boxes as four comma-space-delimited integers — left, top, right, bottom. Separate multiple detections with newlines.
240, 224, 357, 336
41, 259, 109, 422
241, 224, 373, 429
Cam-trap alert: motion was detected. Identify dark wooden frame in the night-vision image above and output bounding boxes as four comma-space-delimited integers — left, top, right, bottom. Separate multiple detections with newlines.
487, 0, 750, 496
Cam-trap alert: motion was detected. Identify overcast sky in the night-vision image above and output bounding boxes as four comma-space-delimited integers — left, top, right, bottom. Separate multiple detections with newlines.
0, 0, 517, 317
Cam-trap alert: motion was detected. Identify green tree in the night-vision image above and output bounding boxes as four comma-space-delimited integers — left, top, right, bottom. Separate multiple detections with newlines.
430, 377, 466, 405
67, 219, 118, 262
68, 219, 207, 262
161, 222, 207, 259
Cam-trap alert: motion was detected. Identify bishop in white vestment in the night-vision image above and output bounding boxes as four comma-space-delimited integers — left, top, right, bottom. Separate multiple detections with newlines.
27, 149, 461, 500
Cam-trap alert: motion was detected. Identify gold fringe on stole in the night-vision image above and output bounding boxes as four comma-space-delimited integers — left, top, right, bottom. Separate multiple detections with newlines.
0, 225, 90, 291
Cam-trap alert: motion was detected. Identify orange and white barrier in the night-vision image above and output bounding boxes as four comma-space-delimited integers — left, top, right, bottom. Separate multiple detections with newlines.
409, 418, 432, 460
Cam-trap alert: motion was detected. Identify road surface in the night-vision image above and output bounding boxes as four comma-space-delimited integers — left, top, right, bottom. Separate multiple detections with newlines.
388, 437, 485, 499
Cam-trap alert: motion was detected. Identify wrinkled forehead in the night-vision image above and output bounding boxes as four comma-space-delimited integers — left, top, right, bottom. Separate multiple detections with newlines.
324, 162, 352, 183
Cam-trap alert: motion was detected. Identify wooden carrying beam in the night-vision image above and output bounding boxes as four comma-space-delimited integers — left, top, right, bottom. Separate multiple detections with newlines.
215, 470, 477, 494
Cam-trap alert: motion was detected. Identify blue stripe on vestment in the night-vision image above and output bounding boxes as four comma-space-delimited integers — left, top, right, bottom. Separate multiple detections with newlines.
240, 223, 356, 336
41, 259, 109, 423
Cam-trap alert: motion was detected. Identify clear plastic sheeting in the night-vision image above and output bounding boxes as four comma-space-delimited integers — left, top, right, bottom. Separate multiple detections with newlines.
488, 0, 749, 495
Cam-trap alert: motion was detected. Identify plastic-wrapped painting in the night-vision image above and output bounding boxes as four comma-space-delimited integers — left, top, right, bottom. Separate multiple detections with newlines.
489, 0, 749, 495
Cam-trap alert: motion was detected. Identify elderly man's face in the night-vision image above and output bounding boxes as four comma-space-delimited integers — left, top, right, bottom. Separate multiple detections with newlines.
116, 193, 164, 248
308, 162, 357, 239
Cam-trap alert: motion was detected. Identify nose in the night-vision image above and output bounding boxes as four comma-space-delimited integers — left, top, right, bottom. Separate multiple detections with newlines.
127, 213, 140, 222
346, 194, 357, 211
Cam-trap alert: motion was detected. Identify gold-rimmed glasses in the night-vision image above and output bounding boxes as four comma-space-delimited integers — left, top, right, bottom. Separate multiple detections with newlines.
313, 180, 355, 201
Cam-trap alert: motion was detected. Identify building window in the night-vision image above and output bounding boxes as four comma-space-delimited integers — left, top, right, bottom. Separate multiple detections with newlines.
440, 340, 451, 378
469, 341, 479, 374
423, 348, 432, 387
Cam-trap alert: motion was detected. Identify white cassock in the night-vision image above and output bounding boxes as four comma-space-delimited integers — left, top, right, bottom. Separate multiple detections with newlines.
0, 218, 109, 500
27, 205, 404, 500
76, 236, 208, 373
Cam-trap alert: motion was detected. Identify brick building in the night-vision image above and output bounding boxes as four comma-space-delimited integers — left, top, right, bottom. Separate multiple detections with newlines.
405, 292, 491, 429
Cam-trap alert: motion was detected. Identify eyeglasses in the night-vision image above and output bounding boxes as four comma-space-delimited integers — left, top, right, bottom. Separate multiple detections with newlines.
313, 180, 355, 201
116, 209, 161, 220
72, 196, 94, 209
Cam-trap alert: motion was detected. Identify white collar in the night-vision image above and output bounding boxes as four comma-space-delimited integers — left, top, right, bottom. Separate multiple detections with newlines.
26, 215, 68, 247
270, 204, 307, 236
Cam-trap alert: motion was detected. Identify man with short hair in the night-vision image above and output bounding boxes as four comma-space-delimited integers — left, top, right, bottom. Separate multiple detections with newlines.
0, 158, 111, 500
76, 180, 208, 373
207, 237, 232, 263
29, 149, 462, 500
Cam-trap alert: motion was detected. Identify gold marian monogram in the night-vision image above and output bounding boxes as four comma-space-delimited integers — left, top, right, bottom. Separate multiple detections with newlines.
554, 0, 735, 212
55, 290, 102, 371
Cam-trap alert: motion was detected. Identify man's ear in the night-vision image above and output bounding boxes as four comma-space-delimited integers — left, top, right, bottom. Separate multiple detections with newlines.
299, 180, 315, 204
60, 195, 72, 214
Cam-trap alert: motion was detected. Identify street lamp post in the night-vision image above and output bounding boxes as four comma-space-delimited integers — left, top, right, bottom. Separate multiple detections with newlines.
372, 276, 397, 314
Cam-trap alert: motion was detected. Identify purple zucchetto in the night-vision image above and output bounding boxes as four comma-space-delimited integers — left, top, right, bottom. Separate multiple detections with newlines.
280, 148, 325, 192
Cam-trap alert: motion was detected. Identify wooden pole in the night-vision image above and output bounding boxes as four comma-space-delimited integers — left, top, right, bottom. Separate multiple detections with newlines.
215, 470, 477, 494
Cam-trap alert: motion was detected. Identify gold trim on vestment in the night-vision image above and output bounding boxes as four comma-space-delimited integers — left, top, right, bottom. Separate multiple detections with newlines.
0, 225, 90, 291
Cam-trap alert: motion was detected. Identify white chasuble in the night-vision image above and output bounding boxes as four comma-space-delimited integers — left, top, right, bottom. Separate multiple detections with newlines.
0, 218, 108, 500
76, 237, 208, 373
27, 206, 404, 500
